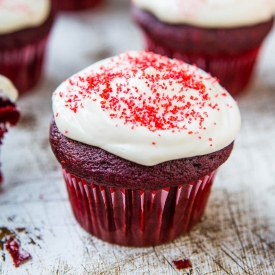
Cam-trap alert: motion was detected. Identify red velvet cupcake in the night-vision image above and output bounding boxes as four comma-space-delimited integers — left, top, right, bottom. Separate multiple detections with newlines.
0, 75, 20, 184
50, 51, 241, 246
131, 0, 275, 96
0, 0, 55, 95
52, 0, 103, 12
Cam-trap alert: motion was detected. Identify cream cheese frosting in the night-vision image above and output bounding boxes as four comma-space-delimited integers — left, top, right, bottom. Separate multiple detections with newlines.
0, 0, 50, 34
0, 75, 18, 102
132, 0, 275, 28
52, 51, 241, 166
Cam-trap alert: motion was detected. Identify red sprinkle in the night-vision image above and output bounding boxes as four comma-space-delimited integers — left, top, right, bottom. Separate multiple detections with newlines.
58, 52, 222, 134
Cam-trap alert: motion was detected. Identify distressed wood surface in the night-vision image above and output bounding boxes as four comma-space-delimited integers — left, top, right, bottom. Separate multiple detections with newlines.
1, 1, 275, 274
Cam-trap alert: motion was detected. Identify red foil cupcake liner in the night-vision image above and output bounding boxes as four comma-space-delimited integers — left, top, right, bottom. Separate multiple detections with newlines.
0, 35, 49, 95
62, 167, 217, 247
52, 0, 103, 11
145, 35, 260, 97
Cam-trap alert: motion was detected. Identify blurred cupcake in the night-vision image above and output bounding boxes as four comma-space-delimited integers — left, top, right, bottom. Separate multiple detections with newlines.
50, 51, 241, 246
131, 0, 275, 96
0, 0, 55, 94
0, 75, 20, 184
52, 0, 103, 12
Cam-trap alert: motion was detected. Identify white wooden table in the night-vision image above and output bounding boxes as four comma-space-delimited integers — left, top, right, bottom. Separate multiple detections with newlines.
1, 1, 275, 274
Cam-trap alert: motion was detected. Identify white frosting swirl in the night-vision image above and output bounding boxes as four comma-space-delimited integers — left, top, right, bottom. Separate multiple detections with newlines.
0, 75, 18, 102
0, 0, 50, 34
132, 0, 275, 28
52, 51, 241, 166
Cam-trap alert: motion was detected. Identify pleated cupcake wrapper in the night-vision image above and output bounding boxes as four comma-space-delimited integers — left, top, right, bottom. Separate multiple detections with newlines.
0, 35, 49, 94
62, 167, 217, 246
53, 0, 103, 11
145, 35, 260, 97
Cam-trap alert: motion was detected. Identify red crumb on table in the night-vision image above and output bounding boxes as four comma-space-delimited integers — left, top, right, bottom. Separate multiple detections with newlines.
172, 258, 192, 270
5, 236, 31, 268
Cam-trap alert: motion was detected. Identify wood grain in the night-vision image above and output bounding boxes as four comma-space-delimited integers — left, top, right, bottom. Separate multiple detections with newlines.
1, 0, 275, 274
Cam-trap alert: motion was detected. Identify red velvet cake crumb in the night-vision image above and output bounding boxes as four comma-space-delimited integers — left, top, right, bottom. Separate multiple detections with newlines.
5, 237, 31, 268
173, 258, 192, 270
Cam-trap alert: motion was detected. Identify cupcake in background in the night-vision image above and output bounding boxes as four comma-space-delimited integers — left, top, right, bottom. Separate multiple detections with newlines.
50, 51, 241, 247
131, 0, 275, 96
0, 75, 20, 184
0, 0, 55, 94
52, 0, 103, 12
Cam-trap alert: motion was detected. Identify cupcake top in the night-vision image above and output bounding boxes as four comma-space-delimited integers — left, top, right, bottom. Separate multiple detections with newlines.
52, 51, 241, 166
132, 0, 275, 28
0, 0, 51, 34
0, 75, 18, 102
